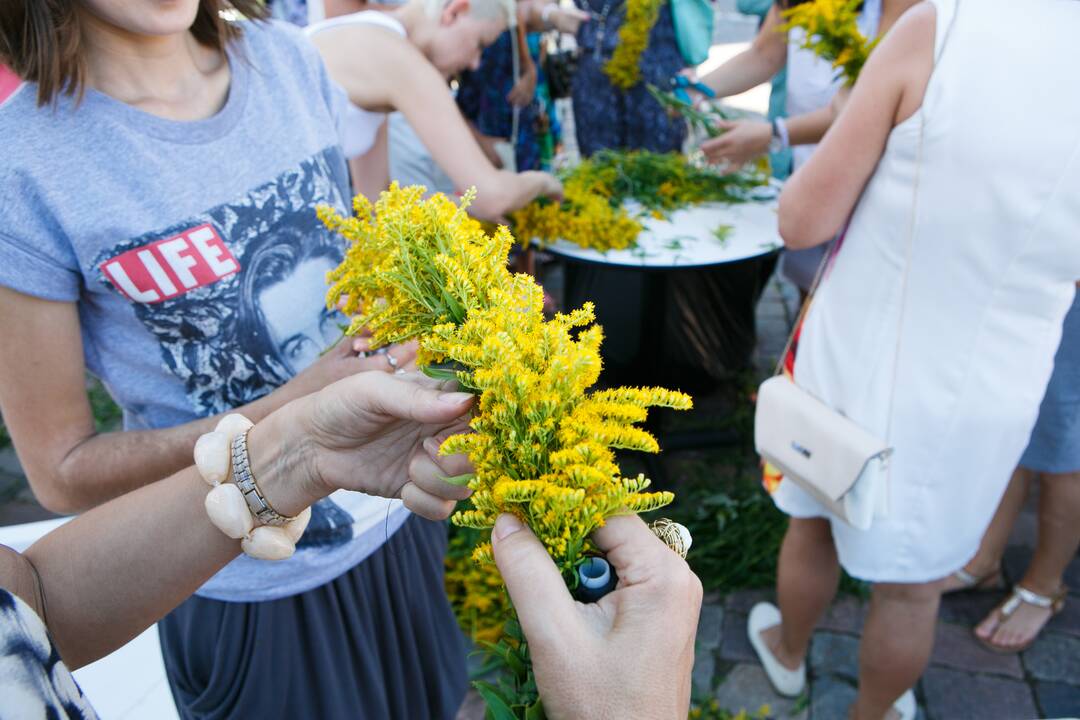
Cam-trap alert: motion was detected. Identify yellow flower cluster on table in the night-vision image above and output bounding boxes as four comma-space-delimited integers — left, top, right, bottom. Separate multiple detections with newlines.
320, 184, 692, 579
780, 0, 878, 86
603, 0, 665, 90
510, 150, 770, 253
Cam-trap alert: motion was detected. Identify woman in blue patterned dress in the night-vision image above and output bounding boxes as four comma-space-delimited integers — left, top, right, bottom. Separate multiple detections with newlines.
571, 0, 687, 155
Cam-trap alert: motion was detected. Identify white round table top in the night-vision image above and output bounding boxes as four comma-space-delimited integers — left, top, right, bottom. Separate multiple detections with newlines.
538, 192, 783, 269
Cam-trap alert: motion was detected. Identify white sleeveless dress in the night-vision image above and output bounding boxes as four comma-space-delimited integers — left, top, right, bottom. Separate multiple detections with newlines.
773, 0, 1080, 583
304, 11, 407, 158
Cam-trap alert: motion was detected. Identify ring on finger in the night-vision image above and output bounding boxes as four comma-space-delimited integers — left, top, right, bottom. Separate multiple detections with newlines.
650, 518, 693, 559
385, 351, 398, 370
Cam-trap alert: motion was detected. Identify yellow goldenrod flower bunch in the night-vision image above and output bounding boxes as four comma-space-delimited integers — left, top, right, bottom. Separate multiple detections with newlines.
322, 184, 691, 718
445, 527, 510, 644
603, 0, 665, 90
320, 185, 691, 579
510, 179, 643, 253
319, 184, 517, 366
511, 150, 770, 253
435, 298, 690, 572
780, 0, 878, 86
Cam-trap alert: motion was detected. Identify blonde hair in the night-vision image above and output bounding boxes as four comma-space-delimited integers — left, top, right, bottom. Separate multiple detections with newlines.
422, 0, 513, 25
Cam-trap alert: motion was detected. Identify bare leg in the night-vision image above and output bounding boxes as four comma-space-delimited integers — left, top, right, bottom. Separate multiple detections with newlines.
941, 466, 1033, 592
852, 580, 943, 720
761, 517, 840, 670
976, 470, 1080, 648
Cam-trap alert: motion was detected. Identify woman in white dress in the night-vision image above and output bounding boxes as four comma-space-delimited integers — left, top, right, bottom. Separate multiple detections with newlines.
751, 1, 1080, 718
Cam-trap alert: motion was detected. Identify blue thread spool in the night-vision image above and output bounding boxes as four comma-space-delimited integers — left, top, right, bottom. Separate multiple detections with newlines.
573, 556, 618, 603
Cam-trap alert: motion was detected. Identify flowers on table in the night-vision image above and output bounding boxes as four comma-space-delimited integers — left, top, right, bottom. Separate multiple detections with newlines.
510, 150, 770, 253
320, 184, 692, 716
780, 0, 878, 86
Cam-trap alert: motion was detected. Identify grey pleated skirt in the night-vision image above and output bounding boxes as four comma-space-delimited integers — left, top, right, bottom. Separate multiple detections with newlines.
1020, 293, 1080, 474
158, 515, 468, 720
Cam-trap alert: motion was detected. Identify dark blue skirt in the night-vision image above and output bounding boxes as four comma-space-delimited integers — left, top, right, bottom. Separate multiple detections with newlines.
158, 515, 468, 719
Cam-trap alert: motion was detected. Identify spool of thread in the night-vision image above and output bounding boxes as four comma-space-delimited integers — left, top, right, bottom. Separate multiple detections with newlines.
573, 556, 618, 603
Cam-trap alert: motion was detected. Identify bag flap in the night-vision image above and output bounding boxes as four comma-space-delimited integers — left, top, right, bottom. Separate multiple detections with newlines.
755, 376, 892, 502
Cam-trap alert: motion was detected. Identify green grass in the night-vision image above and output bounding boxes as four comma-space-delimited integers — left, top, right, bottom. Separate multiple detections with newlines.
0, 378, 121, 450
87, 379, 123, 432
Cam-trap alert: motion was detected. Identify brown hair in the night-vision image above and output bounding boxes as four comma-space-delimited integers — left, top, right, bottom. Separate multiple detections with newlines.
0, 0, 267, 106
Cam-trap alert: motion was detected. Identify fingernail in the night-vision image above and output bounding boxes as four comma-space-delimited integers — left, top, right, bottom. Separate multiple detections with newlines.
438, 392, 473, 405
492, 513, 523, 542
423, 437, 441, 457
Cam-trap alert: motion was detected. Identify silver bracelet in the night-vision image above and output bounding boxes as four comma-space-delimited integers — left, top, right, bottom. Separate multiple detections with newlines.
231, 428, 294, 527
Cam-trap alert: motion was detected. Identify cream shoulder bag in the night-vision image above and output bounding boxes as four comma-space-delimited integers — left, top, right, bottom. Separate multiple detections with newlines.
754, 105, 927, 531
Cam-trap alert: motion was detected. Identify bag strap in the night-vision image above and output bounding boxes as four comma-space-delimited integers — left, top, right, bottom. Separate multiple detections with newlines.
771, 233, 837, 378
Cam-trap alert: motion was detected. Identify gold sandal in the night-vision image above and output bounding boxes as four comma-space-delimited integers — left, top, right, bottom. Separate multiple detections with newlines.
975, 585, 1067, 654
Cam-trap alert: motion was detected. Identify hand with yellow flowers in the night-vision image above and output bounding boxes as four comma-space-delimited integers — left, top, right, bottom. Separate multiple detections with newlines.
702, 119, 772, 169
250, 372, 475, 522
473, 170, 563, 223
492, 513, 702, 720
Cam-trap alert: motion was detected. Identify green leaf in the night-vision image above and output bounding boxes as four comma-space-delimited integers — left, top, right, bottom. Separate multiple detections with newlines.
441, 473, 475, 487
421, 366, 460, 381
474, 681, 519, 720
525, 699, 547, 720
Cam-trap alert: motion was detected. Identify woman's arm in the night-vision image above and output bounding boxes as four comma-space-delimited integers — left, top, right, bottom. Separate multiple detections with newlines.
778, 4, 936, 248
699, 5, 787, 98
701, 105, 835, 168
519, 0, 589, 34
3, 371, 473, 669
701, 0, 921, 166
0, 288, 416, 514
312, 24, 561, 220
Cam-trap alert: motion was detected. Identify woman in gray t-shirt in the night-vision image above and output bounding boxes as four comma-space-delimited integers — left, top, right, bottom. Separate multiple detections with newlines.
0, 0, 556, 716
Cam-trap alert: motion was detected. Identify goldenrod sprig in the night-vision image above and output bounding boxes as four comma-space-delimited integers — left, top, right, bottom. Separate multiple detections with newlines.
780, 0, 877, 86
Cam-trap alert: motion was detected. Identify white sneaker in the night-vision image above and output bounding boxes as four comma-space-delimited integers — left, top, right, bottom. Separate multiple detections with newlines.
893, 689, 916, 720
747, 602, 806, 697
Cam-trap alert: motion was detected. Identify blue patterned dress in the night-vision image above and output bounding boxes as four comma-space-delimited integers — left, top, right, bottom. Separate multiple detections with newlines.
572, 0, 687, 156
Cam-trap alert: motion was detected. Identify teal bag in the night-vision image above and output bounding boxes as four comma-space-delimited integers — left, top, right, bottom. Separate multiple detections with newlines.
670, 0, 714, 67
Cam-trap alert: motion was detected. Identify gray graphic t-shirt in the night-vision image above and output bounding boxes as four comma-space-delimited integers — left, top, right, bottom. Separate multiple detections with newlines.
0, 20, 409, 602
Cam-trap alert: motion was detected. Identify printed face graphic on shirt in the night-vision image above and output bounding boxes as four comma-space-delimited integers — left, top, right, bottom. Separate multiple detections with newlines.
93, 147, 355, 548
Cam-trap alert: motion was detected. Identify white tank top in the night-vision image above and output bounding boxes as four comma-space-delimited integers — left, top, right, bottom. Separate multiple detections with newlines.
786, 0, 881, 169
305, 11, 408, 158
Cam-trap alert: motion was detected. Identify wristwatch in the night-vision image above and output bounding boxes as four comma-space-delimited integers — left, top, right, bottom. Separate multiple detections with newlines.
769, 117, 790, 154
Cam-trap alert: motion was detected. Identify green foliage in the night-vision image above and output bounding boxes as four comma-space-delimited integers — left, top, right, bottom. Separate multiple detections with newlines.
675, 455, 788, 592
647, 85, 737, 139
0, 379, 120, 449
87, 379, 122, 432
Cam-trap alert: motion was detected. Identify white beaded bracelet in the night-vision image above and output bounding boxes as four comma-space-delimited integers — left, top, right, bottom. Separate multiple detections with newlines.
193, 413, 311, 561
